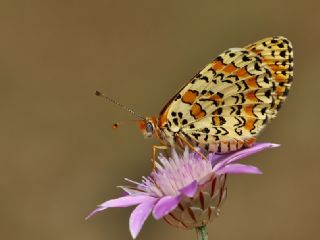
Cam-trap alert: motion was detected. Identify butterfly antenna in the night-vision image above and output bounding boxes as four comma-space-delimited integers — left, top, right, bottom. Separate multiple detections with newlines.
95, 90, 145, 120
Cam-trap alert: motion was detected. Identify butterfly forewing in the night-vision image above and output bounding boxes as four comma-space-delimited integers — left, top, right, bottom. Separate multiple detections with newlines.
159, 36, 293, 153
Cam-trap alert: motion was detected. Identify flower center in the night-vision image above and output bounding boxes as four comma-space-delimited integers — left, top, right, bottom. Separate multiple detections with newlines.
139, 149, 213, 197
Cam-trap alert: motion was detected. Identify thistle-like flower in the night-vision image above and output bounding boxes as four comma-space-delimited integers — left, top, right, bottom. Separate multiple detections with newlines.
86, 143, 278, 239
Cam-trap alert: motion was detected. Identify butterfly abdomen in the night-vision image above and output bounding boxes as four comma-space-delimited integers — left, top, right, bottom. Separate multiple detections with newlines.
189, 137, 256, 153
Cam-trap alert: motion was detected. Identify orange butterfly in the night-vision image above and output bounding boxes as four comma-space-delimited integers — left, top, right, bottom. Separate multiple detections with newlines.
97, 36, 293, 163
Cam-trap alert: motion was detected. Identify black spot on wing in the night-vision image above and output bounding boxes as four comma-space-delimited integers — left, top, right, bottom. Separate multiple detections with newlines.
175, 94, 181, 100
235, 128, 242, 136
217, 92, 224, 98
265, 89, 272, 99
203, 128, 210, 133
216, 56, 224, 63
261, 107, 267, 115
192, 133, 201, 140
232, 95, 240, 104
200, 76, 209, 82
220, 117, 226, 125
214, 107, 223, 115
276, 101, 283, 111
254, 62, 261, 71
242, 55, 251, 61
283, 39, 289, 44
288, 65, 293, 71
280, 51, 286, 58
216, 73, 224, 80
220, 127, 229, 136
204, 144, 209, 151
221, 79, 233, 84
173, 118, 179, 126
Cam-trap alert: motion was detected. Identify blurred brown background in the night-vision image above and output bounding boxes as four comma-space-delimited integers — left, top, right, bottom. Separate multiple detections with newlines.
1, 0, 319, 239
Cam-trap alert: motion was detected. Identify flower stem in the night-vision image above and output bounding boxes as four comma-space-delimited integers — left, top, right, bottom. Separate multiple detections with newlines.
196, 226, 208, 240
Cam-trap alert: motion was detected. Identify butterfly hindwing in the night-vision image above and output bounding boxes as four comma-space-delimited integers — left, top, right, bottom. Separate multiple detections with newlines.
245, 36, 293, 109
159, 36, 293, 153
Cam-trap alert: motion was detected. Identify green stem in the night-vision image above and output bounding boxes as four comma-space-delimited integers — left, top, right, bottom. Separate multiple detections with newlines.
196, 226, 208, 240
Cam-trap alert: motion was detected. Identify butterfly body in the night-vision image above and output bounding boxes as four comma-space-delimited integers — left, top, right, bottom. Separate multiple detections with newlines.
139, 36, 293, 154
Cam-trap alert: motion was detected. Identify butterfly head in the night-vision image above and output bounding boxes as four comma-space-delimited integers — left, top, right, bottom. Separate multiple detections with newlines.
138, 117, 158, 139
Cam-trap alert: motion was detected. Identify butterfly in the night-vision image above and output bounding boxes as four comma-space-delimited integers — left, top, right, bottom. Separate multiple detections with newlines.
97, 36, 293, 161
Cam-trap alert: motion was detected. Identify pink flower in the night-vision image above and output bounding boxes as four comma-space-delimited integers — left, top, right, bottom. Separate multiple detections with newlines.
86, 143, 279, 239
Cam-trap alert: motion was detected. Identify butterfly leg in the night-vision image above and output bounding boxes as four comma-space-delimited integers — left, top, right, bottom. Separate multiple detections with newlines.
152, 145, 169, 172
174, 133, 207, 160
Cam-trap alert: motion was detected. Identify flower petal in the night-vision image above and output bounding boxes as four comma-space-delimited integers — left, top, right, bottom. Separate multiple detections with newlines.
153, 195, 181, 220
208, 153, 226, 166
179, 180, 198, 197
129, 198, 158, 239
232, 143, 279, 163
216, 163, 262, 175
119, 186, 148, 196
213, 142, 279, 172
86, 195, 156, 219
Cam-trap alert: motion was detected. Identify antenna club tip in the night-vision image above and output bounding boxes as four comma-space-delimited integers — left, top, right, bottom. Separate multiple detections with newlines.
95, 90, 102, 96
112, 123, 119, 129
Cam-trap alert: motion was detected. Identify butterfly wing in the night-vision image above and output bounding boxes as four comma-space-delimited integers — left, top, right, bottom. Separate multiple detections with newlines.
158, 36, 293, 153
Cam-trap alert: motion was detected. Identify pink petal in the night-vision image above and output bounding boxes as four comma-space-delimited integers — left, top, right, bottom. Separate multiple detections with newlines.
209, 153, 226, 166
86, 195, 156, 219
153, 195, 180, 220
213, 142, 279, 172
229, 143, 280, 163
129, 198, 158, 239
119, 186, 147, 196
216, 163, 262, 175
179, 180, 198, 197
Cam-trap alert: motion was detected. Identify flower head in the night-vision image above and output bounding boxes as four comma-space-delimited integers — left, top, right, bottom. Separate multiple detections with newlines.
86, 143, 278, 239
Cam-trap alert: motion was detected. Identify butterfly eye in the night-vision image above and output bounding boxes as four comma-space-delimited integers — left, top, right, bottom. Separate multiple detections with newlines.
146, 122, 154, 133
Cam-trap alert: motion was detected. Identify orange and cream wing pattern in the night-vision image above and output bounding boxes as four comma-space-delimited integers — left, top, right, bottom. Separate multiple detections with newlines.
158, 36, 293, 153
